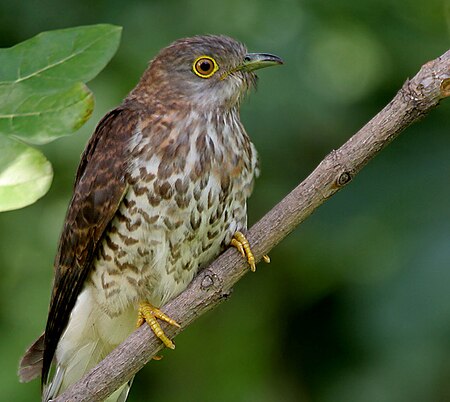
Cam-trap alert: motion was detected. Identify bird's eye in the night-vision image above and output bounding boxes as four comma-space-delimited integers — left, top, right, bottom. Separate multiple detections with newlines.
193, 56, 219, 78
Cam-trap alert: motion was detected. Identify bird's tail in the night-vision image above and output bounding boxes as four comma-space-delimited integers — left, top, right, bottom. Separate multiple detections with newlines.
19, 332, 132, 402
44, 335, 133, 402
18, 333, 45, 383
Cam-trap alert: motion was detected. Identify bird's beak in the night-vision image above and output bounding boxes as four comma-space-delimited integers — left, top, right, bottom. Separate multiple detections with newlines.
238, 53, 284, 72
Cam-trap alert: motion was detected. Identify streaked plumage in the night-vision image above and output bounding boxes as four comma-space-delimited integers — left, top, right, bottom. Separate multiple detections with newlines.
19, 35, 282, 401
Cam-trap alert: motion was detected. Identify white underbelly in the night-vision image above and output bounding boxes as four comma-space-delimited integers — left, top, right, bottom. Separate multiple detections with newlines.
52, 286, 136, 397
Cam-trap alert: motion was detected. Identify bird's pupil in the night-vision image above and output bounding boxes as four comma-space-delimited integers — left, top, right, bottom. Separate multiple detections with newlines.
200, 61, 211, 71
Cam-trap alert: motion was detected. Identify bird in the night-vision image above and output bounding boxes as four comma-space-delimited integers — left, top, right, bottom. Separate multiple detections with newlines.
18, 34, 282, 401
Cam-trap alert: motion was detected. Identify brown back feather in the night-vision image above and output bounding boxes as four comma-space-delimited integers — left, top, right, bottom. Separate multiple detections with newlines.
41, 105, 139, 386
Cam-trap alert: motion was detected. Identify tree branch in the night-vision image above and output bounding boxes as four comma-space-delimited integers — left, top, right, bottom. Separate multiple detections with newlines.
55, 49, 450, 402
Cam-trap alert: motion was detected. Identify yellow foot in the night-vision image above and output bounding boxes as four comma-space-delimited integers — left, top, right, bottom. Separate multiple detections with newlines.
231, 231, 270, 272
136, 302, 180, 350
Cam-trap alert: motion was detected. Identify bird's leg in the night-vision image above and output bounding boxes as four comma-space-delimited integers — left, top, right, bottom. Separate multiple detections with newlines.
136, 302, 180, 350
231, 231, 270, 272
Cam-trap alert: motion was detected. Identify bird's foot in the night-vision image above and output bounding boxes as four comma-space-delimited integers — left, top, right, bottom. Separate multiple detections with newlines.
231, 231, 270, 272
136, 302, 180, 350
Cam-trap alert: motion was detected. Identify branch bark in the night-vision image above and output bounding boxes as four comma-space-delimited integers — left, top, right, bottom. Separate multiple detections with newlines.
55, 49, 450, 402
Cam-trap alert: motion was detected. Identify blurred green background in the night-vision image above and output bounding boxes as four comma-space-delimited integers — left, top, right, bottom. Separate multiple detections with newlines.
1, 0, 450, 401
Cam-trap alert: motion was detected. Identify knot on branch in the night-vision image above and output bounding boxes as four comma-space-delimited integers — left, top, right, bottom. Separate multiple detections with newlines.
441, 78, 450, 98
200, 269, 222, 292
336, 171, 352, 186
201, 274, 217, 290
400, 79, 426, 110
326, 150, 353, 189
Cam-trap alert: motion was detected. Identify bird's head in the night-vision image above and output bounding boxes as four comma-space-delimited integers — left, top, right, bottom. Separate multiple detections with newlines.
131, 35, 283, 110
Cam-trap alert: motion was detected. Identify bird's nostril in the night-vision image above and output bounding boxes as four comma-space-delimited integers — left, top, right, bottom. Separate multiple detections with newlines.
244, 56, 251, 62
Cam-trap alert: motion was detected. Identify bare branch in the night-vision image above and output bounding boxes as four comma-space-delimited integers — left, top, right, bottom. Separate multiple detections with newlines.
55, 49, 450, 402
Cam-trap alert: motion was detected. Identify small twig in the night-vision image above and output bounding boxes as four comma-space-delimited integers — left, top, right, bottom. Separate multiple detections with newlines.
55, 49, 450, 402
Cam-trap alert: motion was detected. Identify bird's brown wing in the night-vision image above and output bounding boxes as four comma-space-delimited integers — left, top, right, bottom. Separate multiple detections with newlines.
41, 105, 139, 385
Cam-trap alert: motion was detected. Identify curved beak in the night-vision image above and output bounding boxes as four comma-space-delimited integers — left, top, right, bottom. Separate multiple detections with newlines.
239, 53, 283, 72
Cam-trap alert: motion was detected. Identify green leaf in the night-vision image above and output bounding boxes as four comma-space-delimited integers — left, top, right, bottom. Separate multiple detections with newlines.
0, 24, 122, 211
0, 82, 94, 144
0, 24, 121, 143
0, 24, 122, 90
0, 136, 53, 212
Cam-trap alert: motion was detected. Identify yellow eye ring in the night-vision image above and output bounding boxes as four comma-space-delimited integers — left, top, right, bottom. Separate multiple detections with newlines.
193, 56, 219, 78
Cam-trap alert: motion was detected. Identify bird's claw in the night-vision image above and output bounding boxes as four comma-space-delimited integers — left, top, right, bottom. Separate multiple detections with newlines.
231, 231, 270, 272
137, 302, 180, 350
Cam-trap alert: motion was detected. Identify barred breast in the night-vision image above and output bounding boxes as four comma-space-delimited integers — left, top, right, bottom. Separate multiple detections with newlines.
88, 108, 259, 318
